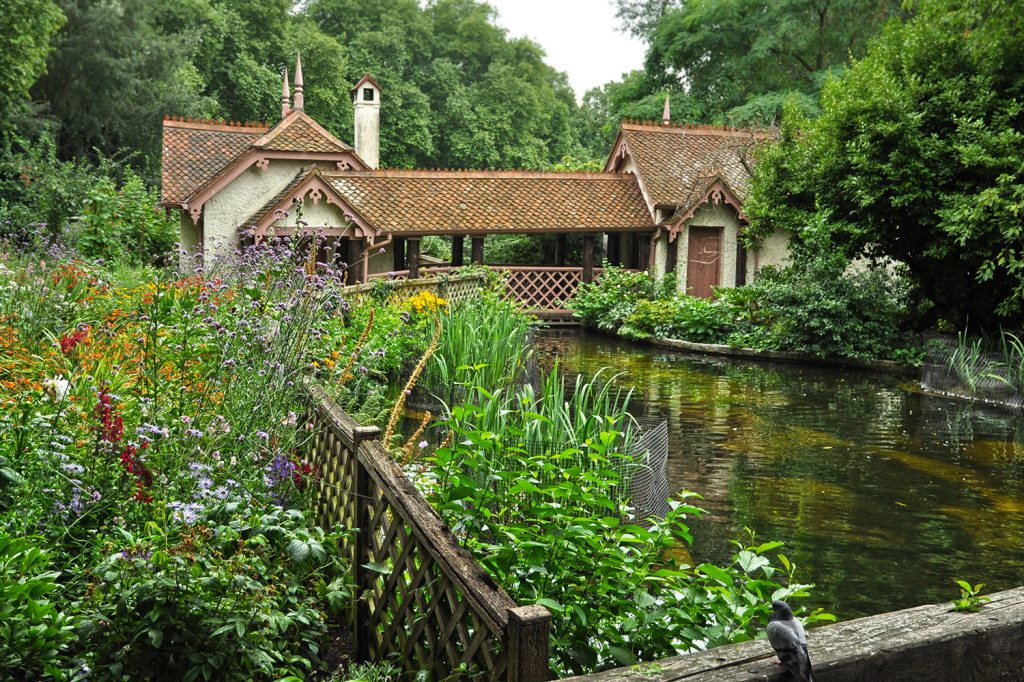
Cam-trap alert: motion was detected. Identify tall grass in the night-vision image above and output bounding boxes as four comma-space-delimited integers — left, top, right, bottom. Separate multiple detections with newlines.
422, 292, 533, 402
449, 365, 637, 456
995, 330, 1024, 394
945, 330, 988, 393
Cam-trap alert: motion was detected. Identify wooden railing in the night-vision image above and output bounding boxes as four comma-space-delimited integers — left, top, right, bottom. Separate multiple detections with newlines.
370, 266, 628, 315
304, 382, 551, 680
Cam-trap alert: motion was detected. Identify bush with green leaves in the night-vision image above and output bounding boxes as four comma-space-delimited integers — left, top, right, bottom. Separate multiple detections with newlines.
425, 418, 831, 676
737, 253, 920, 361
74, 170, 177, 265
81, 505, 352, 681
0, 532, 76, 678
570, 265, 671, 331
621, 296, 737, 343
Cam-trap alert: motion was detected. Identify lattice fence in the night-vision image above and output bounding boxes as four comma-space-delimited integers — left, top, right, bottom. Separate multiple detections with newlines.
304, 382, 551, 680
345, 273, 484, 308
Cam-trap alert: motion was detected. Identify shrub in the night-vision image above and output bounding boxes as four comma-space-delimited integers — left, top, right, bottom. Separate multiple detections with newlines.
81, 505, 351, 680
0, 532, 76, 678
426, 420, 830, 676
621, 296, 736, 343
570, 265, 669, 331
75, 170, 177, 265
744, 254, 919, 361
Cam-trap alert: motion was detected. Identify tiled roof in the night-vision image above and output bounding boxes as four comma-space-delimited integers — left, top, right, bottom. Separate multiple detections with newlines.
320, 169, 654, 234
161, 112, 353, 205
254, 113, 352, 153
614, 121, 774, 209
161, 118, 266, 205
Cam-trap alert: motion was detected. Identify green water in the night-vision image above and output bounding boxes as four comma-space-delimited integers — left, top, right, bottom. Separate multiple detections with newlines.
535, 330, 1024, 620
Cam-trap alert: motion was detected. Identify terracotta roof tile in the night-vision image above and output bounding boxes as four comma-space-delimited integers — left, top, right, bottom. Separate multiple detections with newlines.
161, 119, 266, 204
255, 114, 352, 153
616, 121, 774, 209
161, 113, 353, 206
321, 170, 654, 234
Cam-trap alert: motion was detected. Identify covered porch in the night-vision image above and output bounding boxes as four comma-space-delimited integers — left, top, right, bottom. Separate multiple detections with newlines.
371, 231, 652, 321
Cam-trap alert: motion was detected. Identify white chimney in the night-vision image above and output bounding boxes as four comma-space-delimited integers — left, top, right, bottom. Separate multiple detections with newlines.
352, 74, 381, 169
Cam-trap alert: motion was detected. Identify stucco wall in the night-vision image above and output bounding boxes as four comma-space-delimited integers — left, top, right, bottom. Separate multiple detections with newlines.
747, 229, 791, 281
200, 161, 306, 261
674, 202, 741, 295
179, 211, 201, 260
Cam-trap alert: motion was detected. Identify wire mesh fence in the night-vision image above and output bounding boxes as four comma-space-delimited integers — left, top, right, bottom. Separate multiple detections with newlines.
921, 333, 1024, 411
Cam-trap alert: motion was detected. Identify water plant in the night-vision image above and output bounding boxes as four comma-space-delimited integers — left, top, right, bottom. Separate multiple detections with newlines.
945, 330, 988, 393
994, 331, 1024, 395
951, 580, 990, 612
421, 291, 533, 403
426, 416, 831, 676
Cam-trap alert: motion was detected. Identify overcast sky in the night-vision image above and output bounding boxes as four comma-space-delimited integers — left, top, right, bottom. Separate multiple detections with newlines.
487, 0, 647, 101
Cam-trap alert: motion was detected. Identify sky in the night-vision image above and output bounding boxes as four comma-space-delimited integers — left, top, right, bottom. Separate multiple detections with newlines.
486, 0, 647, 101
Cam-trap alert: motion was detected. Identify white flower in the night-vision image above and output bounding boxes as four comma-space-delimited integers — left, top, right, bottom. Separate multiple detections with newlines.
43, 376, 70, 402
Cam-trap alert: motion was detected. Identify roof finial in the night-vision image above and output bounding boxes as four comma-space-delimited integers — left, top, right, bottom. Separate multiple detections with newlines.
281, 67, 290, 119
293, 54, 304, 110
662, 94, 671, 126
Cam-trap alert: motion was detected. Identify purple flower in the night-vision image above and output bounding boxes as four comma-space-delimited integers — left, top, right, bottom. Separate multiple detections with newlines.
256, 431, 269, 442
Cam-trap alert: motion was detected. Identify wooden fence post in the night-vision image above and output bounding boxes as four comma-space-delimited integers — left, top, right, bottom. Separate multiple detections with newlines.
507, 605, 551, 681
350, 425, 381, 662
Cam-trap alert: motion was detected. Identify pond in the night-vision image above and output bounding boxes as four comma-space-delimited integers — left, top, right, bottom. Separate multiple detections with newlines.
535, 330, 1024, 620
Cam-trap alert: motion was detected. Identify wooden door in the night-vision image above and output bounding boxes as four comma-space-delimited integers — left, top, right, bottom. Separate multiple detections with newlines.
686, 226, 722, 298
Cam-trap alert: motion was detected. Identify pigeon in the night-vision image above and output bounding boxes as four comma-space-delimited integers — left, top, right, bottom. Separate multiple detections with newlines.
767, 599, 815, 681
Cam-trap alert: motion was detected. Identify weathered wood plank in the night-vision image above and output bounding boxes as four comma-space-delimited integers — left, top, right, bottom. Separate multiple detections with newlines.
563, 587, 1024, 681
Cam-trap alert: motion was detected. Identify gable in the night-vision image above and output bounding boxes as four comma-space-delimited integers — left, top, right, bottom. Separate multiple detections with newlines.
605, 122, 773, 212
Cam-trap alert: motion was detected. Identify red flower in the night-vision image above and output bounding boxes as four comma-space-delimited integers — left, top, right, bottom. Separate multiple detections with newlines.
95, 390, 123, 443
60, 329, 88, 354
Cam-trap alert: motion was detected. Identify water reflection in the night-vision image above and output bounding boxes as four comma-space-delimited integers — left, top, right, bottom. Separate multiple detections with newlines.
536, 330, 1024, 619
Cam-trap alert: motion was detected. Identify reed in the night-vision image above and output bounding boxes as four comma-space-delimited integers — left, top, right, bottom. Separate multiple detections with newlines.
946, 330, 987, 393
422, 294, 532, 402
995, 330, 1024, 394
450, 363, 637, 459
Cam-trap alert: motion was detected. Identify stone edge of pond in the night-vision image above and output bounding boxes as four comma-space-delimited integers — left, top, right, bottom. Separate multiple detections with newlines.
649, 337, 920, 378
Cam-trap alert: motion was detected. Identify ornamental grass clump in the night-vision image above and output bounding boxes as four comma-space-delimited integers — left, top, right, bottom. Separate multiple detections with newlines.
422, 290, 533, 403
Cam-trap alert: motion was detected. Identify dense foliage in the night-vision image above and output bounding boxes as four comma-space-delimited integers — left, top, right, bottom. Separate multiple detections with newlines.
9, 0, 592, 176
427, 412, 831, 675
746, 0, 1024, 329
572, 263, 921, 363
0, 250, 366, 677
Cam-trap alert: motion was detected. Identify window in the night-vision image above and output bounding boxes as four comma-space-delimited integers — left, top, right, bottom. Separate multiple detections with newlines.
363, 87, 374, 102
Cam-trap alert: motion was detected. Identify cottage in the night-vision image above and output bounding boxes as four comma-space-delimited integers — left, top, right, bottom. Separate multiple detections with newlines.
160, 57, 789, 298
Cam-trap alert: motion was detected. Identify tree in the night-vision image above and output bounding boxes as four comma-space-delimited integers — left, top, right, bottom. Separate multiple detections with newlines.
0, 0, 65, 133
746, 0, 1024, 328
642, 0, 900, 122
32, 0, 214, 175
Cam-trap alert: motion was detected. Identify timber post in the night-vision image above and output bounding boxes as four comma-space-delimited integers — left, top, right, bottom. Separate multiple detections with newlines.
507, 604, 552, 681
555, 234, 567, 266
407, 237, 421, 279
393, 236, 406, 271
451, 235, 464, 266
350, 424, 381, 662
582, 234, 595, 284
471, 236, 485, 264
